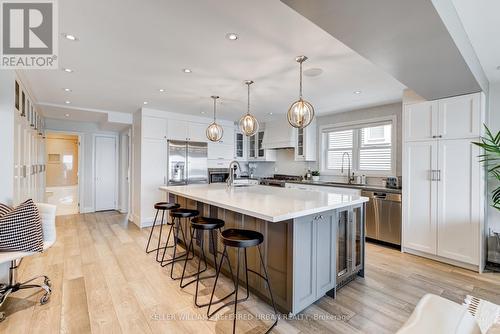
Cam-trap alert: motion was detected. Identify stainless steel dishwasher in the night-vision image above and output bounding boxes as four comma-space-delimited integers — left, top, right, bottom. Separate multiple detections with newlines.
361, 191, 401, 247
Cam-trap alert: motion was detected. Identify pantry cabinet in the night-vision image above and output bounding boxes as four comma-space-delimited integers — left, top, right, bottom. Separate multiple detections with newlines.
402, 92, 484, 270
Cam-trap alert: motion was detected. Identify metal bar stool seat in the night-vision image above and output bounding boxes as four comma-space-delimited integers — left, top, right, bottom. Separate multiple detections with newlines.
180, 217, 233, 308
207, 228, 279, 334
160, 208, 199, 279
145, 202, 180, 262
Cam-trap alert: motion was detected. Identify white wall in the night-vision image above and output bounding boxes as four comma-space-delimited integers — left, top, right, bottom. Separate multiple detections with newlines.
487, 83, 500, 232
118, 132, 130, 213
45, 118, 125, 213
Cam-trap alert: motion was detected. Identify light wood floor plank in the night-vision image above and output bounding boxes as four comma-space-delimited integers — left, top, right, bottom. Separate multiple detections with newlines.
1, 211, 499, 334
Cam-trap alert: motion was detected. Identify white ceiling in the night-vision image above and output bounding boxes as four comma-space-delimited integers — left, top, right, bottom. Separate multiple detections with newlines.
452, 0, 500, 84
23, 0, 405, 123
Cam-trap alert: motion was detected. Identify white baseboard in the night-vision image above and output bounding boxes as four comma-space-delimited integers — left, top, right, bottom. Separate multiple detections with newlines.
80, 206, 94, 214
402, 247, 480, 272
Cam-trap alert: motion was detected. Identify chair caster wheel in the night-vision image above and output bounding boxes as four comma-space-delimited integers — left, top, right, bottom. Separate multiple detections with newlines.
40, 293, 50, 305
0, 312, 5, 322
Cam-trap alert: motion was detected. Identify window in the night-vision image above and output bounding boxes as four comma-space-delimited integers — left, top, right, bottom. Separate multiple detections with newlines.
321, 119, 395, 175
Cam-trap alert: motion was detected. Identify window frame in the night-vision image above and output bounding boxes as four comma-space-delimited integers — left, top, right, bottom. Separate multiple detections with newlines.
319, 116, 397, 177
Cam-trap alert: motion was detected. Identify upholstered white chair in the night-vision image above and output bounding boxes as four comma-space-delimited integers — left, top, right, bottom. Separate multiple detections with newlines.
0, 203, 57, 322
397, 294, 481, 334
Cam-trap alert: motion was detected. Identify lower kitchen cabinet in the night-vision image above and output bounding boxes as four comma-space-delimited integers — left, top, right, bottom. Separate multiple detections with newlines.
292, 212, 336, 312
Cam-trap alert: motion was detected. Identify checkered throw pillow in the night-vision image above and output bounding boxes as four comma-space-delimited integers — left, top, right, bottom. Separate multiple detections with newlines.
0, 199, 43, 252
0, 203, 12, 217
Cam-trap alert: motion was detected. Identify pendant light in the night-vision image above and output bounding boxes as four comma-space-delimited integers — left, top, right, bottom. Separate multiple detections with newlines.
287, 55, 315, 129
239, 80, 259, 136
206, 96, 224, 142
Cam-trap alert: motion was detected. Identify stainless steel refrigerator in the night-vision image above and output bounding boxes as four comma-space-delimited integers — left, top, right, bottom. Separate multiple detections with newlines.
167, 140, 208, 185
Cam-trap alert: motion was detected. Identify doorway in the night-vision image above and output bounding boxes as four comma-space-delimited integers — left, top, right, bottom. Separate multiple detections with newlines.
45, 133, 80, 216
94, 135, 118, 211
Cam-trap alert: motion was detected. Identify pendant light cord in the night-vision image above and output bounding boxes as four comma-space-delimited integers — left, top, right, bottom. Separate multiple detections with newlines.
213, 97, 216, 122
299, 60, 303, 99
247, 82, 250, 115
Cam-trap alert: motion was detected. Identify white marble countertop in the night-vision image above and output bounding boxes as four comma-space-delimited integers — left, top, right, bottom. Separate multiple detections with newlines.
160, 184, 368, 222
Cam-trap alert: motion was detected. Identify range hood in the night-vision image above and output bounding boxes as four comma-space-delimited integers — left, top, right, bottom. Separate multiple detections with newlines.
262, 120, 296, 149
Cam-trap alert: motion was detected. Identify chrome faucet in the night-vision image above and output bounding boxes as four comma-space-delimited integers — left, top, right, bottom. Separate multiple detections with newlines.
227, 160, 241, 187
341, 152, 355, 184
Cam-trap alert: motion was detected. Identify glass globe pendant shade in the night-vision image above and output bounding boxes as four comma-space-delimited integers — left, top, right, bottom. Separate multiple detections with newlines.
206, 95, 224, 142
287, 55, 315, 129
206, 122, 224, 142
287, 98, 314, 129
239, 113, 259, 136
239, 80, 260, 136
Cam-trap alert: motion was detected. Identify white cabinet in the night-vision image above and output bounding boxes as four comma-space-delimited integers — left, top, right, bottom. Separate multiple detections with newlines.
438, 94, 480, 140
402, 92, 484, 269
437, 139, 480, 264
142, 116, 167, 139
403, 141, 438, 254
247, 129, 276, 161
141, 137, 168, 222
208, 141, 234, 160
166, 119, 209, 142
404, 93, 481, 142
234, 131, 247, 160
188, 122, 207, 142
295, 119, 317, 161
404, 101, 437, 141
167, 119, 189, 141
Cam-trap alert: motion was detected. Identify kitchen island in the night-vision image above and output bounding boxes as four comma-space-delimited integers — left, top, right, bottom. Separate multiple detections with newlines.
160, 184, 368, 315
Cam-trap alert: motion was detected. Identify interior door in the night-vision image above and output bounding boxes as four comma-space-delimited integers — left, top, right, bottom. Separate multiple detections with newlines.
437, 139, 480, 265
95, 136, 117, 211
403, 141, 438, 254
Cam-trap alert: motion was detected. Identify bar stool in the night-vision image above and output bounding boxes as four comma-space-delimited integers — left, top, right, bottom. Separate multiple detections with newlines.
207, 228, 279, 334
145, 202, 180, 262
160, 208, 199, 279
180, 216, 234, 307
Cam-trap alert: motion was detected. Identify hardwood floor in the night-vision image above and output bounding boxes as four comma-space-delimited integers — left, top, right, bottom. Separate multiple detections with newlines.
1, 211, 499, 333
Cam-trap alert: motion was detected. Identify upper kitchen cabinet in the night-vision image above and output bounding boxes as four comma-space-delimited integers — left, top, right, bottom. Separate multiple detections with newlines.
248, 128, 276, 161
166, 119, 208, 142
404, 93, 482, 142
404, 101, 438, 141
142, 116, 168, 140
234, 130, 247, 161
294, 119, 317, 161
438, 93, 481, 140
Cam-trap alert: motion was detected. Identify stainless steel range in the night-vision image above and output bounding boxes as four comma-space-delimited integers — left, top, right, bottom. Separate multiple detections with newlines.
259, 174, 302, 187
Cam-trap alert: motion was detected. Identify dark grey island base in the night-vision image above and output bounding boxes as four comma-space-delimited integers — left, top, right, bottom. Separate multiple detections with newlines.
167, 193, 366, 315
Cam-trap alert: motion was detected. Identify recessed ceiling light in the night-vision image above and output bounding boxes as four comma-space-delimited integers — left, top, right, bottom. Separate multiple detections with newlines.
62, 68, 73, 73
159, 88, 166, 92
63, 88, 72, 92
354, 91, 362, 94
65, 101, 71, 104
200, 111, 206, 114
182, 68, 192, 73
225, 33, 238, 40
65, 113, 70, 117
143, 101, 148, 105
62, 33, 78, 41
269, 112, 273, 115
303, 68, 323, 77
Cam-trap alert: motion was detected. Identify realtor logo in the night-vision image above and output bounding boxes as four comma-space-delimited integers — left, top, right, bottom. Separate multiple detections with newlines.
1, 0, 58, 69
